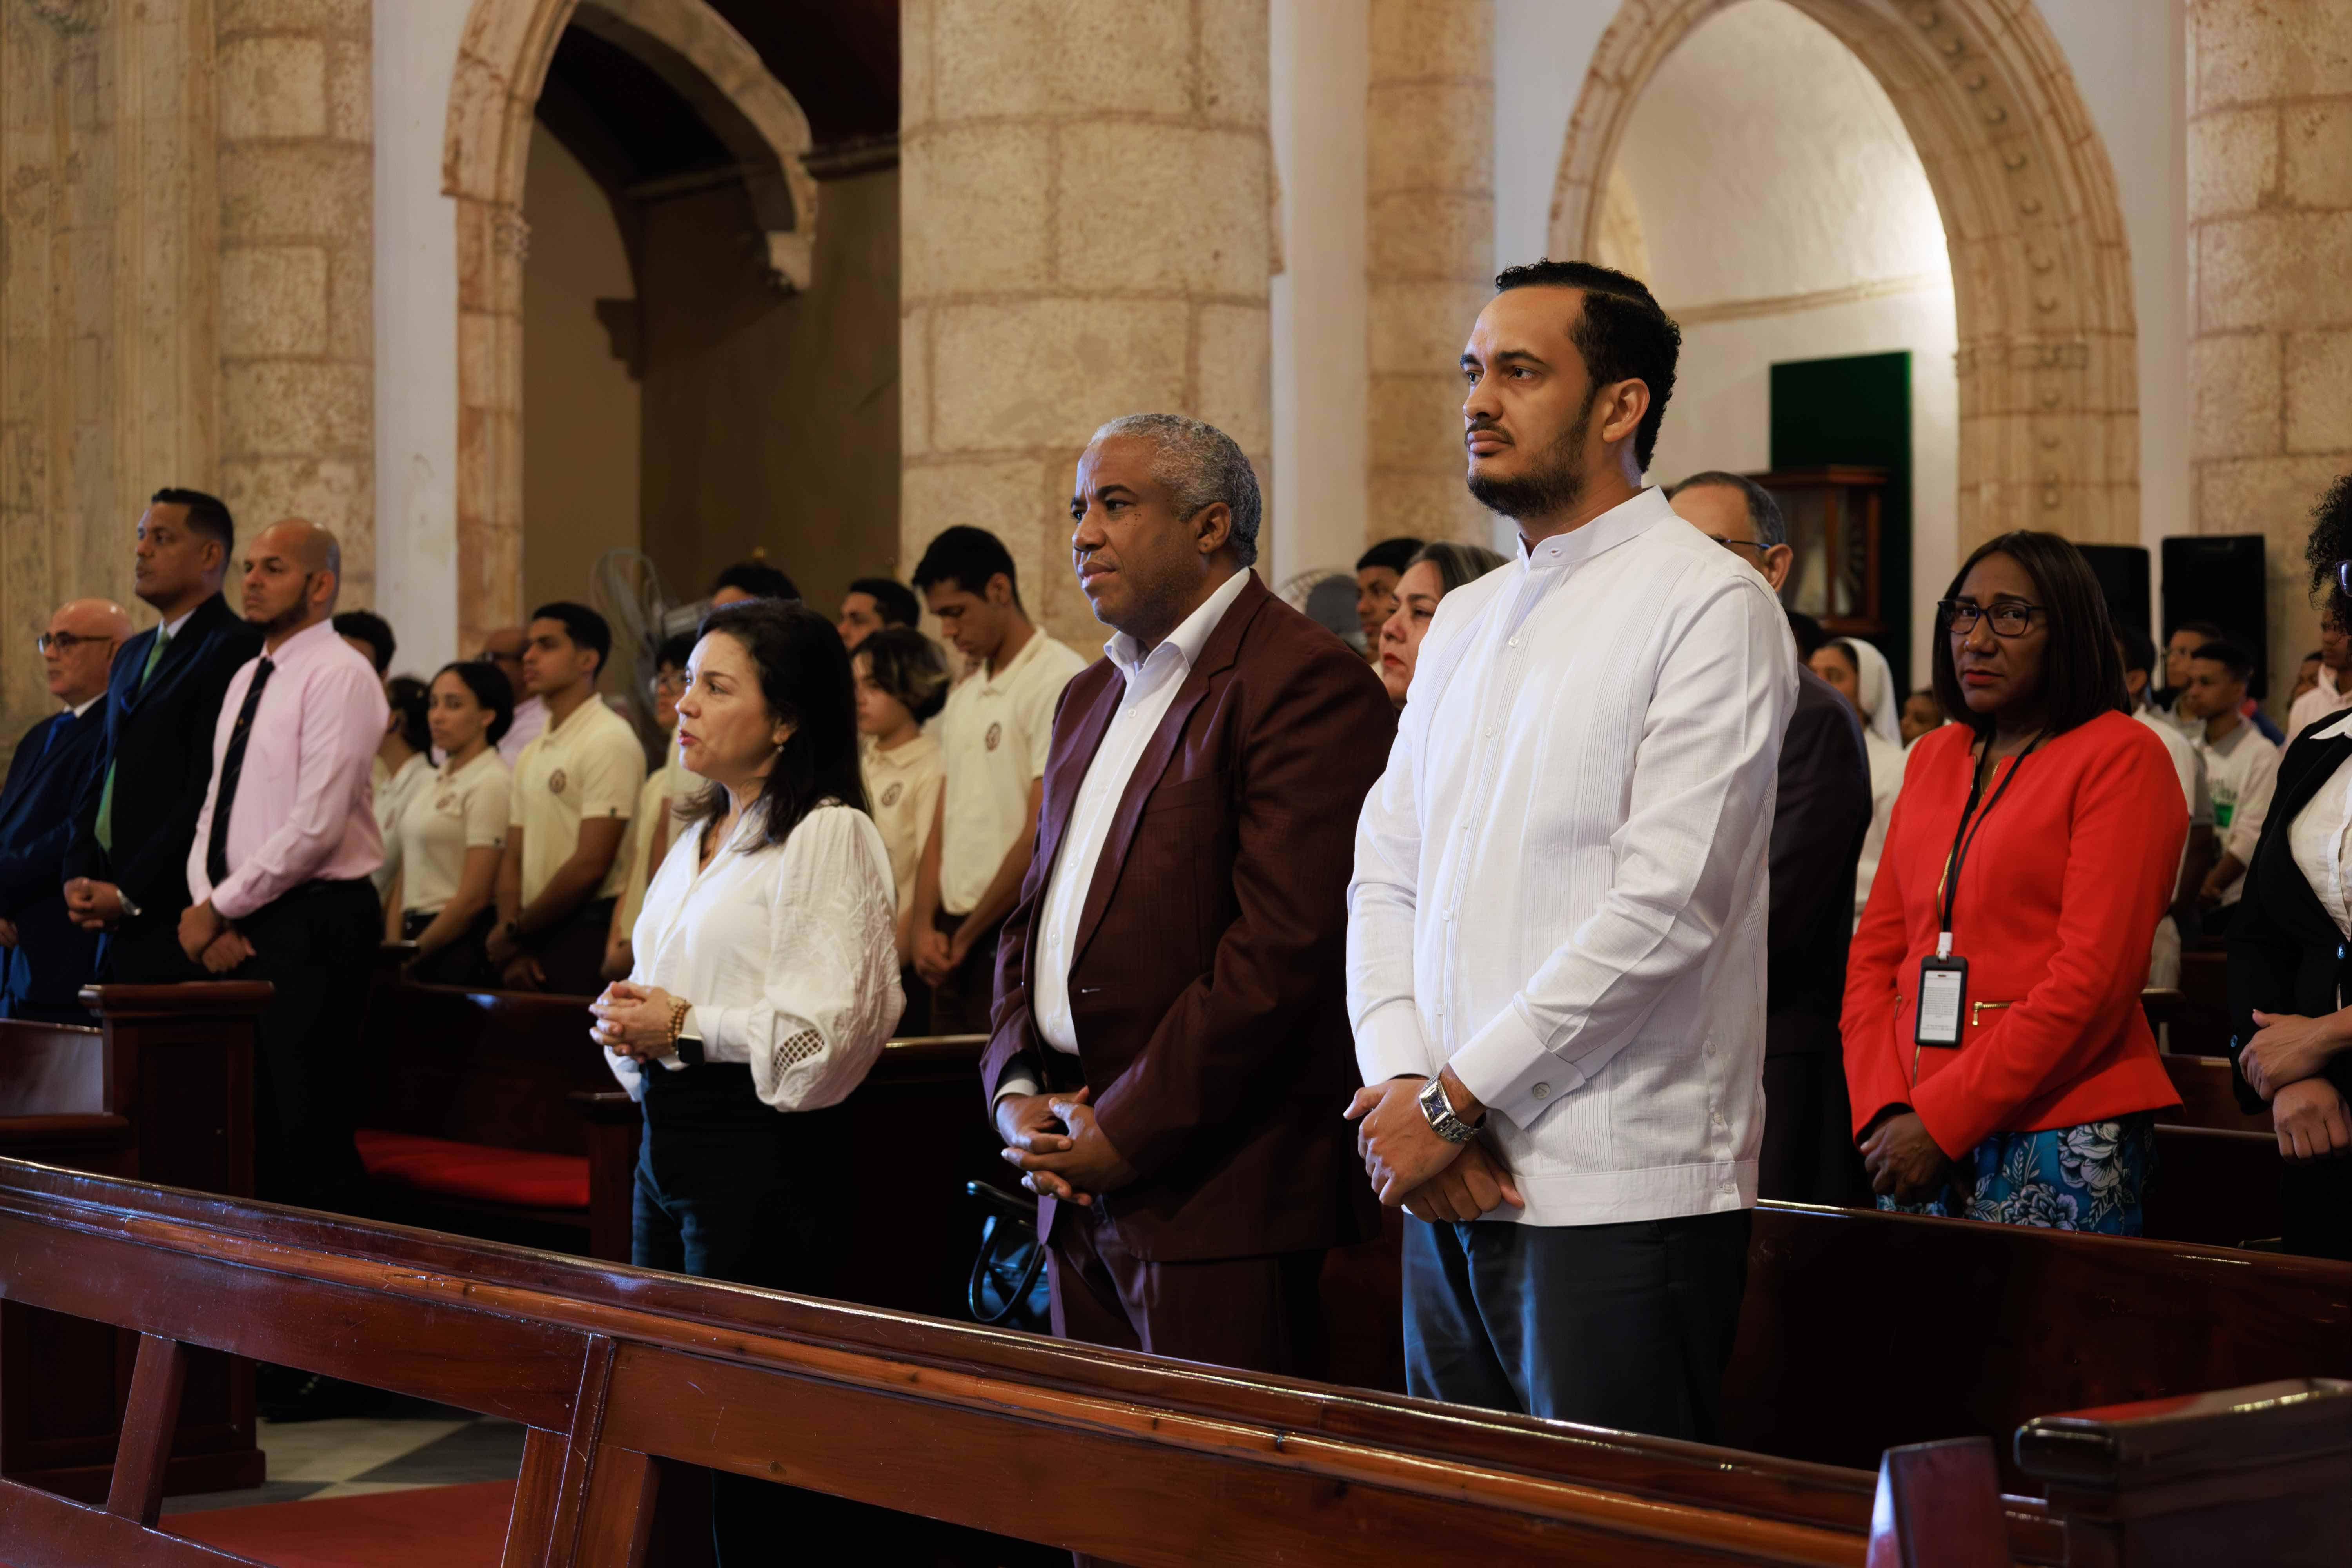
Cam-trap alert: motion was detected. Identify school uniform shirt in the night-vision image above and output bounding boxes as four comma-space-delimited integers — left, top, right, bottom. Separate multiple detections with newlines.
606, 802, 903, 1112
861, 730, 944, 918
934, 629, 1087, 916
185, 619, 387, 918
370, 752, 434, 898
1349, 486, 1793, 1227
498, 694, 550, 768
509, 695, 646, 905
614, 730, 690, 938
2196, 717, 2281, 906
387, 748, 510, 916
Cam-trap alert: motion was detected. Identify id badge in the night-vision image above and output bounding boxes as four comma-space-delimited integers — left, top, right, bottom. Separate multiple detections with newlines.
1916, 954, 1968, 1047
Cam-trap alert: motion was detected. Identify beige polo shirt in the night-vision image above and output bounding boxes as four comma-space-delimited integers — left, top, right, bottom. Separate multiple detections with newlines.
394, 748, 511, 915
510, 695, 647, 904
935, 629, 1087, 915
861, 730, 944, 919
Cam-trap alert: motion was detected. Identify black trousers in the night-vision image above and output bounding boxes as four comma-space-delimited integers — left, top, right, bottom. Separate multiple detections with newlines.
524, 897, 614, 997
632, 1063, 853, 1566
1403, 1209, 1753, 1443
229, 879, 381, 1209
2283, 1153, 2352, 1261
926, 909, 1002, 1035
98, 915, 208, 984
1757, 1052, 1871, 1208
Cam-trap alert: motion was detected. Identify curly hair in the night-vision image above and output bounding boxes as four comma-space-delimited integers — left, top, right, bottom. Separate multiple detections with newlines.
2304, 473, 2352, 622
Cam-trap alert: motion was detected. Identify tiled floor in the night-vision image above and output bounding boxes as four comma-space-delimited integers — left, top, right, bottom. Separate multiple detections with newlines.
162, 1408, 528, 1516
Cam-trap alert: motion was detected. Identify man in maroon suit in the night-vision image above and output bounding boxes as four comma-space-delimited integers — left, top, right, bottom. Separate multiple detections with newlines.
985, 412, 1391, 1377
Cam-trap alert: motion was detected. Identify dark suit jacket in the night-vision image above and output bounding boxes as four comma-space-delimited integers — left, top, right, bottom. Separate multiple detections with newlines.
2226, 715, 2352, 1112
981, 572, 1392, 1263
1768, 666, 1873, 1056
64, 595, 263, 936
0, 703, 110, 1013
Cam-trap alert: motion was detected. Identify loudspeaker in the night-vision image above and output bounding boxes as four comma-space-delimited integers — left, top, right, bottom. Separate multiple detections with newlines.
2078, 544, 2151, 648
2161, 534, 2270, 700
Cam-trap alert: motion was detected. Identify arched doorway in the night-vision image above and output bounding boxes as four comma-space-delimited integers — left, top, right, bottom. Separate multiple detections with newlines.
1552, 0, 2140, 575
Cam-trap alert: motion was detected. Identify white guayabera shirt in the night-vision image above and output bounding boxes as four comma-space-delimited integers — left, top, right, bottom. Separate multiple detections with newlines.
605, 800, 904, 1112
1348, 486, 1794, 1227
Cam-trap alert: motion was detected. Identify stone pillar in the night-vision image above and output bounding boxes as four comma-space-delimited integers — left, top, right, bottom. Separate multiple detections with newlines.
2186, 0, 2352, 686
215, 0, 375, 603
901, 0, 1272, 648
1364, 0, 1490, 547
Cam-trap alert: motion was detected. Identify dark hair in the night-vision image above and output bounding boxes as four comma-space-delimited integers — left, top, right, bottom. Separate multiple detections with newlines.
847, 576, 921, 628
1357, 537, 1424, 576
2170, 619, 2227, 647
150, 487, 234, 555
1493, 259, 1682, 471
1931, 530, 2128, 741
386, 675, 432, 754
528, 600, 613, 675
2305, 650, 2324, 663
1408, 541, 1508, 597
683, 599, 867, 849
1786, 610, 1826, 661
1815, 639, 1860, 679
712, 561, 800, 602
854, 625, 951, 723
434, 659, 515, 746
1667, 470, 1786, 549
2116, 623, 2158, 679
655, 631, 697, 671
912, 526, 1021, 610
2192, 639, 2255, 684
2305, 474, 2352, 621
333, 610, 396, 675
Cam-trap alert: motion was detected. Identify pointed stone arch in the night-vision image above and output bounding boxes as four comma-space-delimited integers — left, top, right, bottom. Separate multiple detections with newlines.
441, 0, 818, 652
1551, 0, 2139, 556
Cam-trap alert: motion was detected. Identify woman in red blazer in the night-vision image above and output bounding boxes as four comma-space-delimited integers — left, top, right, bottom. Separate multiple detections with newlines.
1842, 531, 2185, 1233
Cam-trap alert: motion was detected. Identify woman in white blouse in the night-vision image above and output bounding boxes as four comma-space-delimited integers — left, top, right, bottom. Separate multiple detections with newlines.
590, 599, 902, 1285
383, 661, 513, 983
1809, 635, 1906, 928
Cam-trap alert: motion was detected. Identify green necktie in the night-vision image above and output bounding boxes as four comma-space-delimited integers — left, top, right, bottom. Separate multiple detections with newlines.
94, 628, 171, 856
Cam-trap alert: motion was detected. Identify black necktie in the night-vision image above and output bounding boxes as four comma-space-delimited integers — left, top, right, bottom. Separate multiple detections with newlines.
206, 657, 275, 887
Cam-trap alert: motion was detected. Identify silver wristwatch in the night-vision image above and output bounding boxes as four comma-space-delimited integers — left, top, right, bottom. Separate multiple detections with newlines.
1417, 1075, 1478, 1145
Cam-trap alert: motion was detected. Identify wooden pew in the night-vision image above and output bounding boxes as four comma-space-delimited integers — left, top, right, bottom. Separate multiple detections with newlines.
0, 984, 267, 1504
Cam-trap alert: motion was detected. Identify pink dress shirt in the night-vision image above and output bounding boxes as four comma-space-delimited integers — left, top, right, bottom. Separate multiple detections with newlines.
187, 617, 388, 920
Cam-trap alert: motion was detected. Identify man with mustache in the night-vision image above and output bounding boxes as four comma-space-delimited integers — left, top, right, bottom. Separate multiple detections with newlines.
1347, 261, 1792, 1442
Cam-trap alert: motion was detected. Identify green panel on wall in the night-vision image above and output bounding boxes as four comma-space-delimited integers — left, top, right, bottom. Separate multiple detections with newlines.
1770, 351, 1913, 692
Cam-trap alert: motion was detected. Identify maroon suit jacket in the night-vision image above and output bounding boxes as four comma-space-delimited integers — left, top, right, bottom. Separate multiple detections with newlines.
981, 572, 1392, 1263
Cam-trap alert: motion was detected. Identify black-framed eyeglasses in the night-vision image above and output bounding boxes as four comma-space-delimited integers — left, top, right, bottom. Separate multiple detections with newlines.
35, 631, 114, 655
1939, 599, 2044, 638
1708, 535, 1770, 557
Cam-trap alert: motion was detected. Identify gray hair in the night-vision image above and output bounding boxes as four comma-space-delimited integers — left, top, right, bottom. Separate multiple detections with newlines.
1089, 413, 1263, 567
1409, 540, 1508, 597
1666, 470, 1786, 549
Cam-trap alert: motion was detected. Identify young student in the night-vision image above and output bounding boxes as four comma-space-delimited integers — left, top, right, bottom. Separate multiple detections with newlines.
854, 626, 950, 1033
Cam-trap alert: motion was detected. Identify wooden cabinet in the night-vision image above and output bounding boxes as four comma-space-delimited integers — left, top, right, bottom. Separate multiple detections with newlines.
1753, 465, 1888, 637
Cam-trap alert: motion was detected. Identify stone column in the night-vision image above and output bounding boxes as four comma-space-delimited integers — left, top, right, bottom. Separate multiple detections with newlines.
901, 0, 1272, 648
2186, 0, 2352, 682
214, 0, 375, 602
1364, 0, 1489, 547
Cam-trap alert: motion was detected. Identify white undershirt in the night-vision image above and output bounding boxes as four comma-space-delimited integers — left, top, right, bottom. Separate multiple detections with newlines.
2287, 710, 2352, 936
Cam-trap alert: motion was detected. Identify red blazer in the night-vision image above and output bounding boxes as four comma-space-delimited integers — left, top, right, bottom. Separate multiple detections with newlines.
981, 573, 1392, 1263
1841, 711, 2185, 1157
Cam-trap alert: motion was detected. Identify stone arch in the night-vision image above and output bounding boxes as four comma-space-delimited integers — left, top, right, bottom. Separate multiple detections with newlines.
1550, 0, 2139, 556
441, 0, 819, 651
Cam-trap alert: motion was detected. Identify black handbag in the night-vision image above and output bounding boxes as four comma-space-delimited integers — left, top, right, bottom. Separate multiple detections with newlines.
964, 1180, 1051, 1332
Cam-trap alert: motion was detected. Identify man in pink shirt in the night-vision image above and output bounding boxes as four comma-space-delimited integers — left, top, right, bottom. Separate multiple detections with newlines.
181, 518, 387, 1206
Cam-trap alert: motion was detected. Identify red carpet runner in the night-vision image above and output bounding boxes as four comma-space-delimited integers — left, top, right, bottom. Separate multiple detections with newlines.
167, 1480, 517, 1568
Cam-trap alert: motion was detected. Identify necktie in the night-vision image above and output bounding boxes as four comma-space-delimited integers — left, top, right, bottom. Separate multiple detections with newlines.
205, 657, 276, 888
39, 710, 68, 760
93, 628, 172, 856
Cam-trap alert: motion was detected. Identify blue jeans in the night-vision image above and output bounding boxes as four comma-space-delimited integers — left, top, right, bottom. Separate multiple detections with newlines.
1877, 1112, 2157, 1236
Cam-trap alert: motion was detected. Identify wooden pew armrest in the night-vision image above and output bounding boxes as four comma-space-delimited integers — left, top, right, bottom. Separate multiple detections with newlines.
570, 1091, 639, 1263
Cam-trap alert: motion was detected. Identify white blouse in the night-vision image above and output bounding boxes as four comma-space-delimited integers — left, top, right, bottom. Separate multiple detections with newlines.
1852, 727, 1906, 930
2287, 714, 2352, 936
604, 801, 904, 1112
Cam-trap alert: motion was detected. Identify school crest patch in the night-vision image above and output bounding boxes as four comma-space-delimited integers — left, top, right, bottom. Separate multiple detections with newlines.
549, 769, 568, 795
882, 782, 903, 807
985, 722, 1002, 752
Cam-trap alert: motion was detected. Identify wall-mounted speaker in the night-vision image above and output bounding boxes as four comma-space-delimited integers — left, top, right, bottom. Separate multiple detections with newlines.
2161, 534, 2270, 700
2077, 544, 2151, 650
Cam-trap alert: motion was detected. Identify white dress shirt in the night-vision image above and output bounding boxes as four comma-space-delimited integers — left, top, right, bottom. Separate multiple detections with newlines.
605, 801, 904, 1112
2197, 716, 2281, 905
187, 617, 387, 920
2288, 665, 2351, 742
1348, 487, 1793, 1227
2288, 710, 2352, 936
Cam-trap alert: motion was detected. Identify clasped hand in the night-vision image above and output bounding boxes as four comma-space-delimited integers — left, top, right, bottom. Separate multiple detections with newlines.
1859, 1109, 1952, 1204
63, 878, 123, 932
176, 900, 253, 973
591, 980, 678, 1060
996, 1087, 1135, 1205
1345, 1074, 1524, 1222
2240, 1010, 2348, 1102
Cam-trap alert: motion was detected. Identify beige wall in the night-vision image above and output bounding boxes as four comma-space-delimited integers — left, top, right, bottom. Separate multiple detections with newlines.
521, 124, 641, 623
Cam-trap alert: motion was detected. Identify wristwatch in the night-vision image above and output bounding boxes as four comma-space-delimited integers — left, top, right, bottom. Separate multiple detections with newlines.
1417, 1075, 1479, 1145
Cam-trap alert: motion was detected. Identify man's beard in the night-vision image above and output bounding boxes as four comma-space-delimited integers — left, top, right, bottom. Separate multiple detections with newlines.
1466, 387, 1598, 523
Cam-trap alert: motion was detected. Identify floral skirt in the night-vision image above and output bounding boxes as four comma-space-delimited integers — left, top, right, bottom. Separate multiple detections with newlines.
1877, 1112, 2157, 1236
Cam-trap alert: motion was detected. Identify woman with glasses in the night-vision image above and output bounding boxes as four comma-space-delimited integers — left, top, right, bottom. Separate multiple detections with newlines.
1841, 530, 2185, 1234
1808, 635, 1905, 928
2226, 474, 2352, 1260
604, 632, 697, 982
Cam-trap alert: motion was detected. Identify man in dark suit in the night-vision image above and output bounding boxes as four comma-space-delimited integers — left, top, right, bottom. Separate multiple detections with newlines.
1669, 472, 1873, 1205
986, 413, 1390, 1379
64, 488, 264, 982
0, 599, 132, 1020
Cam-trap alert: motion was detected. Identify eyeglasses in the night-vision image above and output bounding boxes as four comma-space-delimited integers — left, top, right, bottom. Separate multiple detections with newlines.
1709, 536, 1769, 557
651, 671, 686, 699
35, 631, 114, 655
1938, 599, 2045, 638
2332, 559, 2352, 599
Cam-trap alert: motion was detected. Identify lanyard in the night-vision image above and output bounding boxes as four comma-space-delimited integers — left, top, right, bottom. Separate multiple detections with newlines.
1936, 733, 2042, 956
